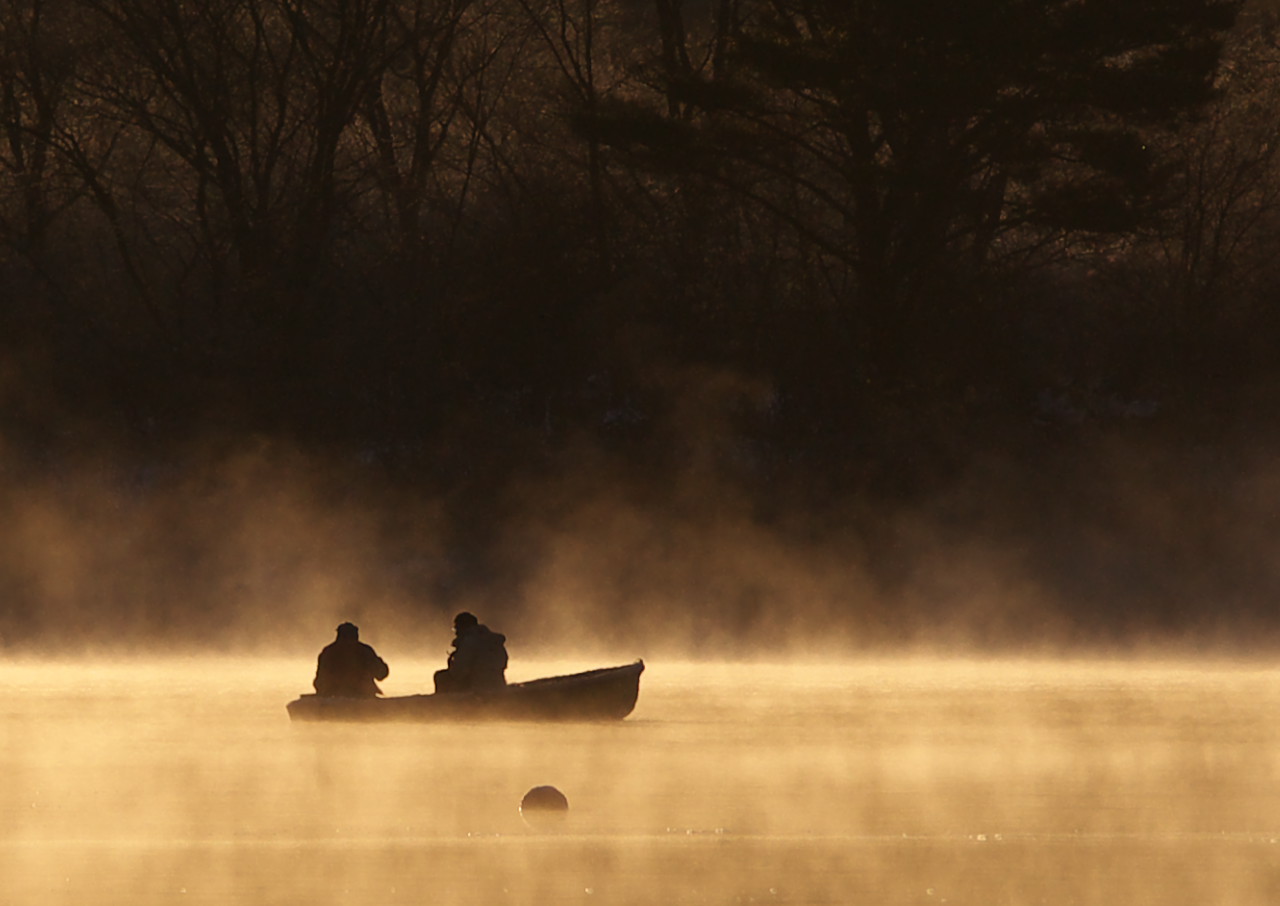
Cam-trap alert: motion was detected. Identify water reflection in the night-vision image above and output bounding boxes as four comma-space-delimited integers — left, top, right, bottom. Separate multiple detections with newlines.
2, 657, 1279, 904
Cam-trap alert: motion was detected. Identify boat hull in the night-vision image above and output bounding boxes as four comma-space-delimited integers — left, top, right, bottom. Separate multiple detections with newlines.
286, 660, 644, 722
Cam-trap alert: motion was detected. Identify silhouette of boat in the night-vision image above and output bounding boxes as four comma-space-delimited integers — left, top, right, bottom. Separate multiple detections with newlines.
286, 660, 645, 722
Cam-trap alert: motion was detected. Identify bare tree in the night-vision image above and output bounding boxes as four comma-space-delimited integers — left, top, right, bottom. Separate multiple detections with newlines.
74, 0, 394, 294
356, 0, 525, 263
0, 0, 79, 260
1141, 13, 1280, 341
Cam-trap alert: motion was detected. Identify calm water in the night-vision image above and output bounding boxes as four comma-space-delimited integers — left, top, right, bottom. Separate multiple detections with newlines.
2, 656, 1279, 905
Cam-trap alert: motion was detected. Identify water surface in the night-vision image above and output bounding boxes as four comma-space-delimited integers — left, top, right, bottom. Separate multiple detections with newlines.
3, 656, 1279, 904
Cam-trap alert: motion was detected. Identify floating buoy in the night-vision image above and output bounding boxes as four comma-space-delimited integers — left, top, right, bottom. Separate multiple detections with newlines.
520, 785, 569, 825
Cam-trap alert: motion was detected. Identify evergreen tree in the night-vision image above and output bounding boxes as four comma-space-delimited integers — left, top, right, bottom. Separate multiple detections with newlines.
649, 0, 1243, 372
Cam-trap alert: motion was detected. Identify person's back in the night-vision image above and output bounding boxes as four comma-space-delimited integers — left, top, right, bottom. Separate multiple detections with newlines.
313, 622, 389, 698
435, 612, 508, 693
452, 624, 508, 690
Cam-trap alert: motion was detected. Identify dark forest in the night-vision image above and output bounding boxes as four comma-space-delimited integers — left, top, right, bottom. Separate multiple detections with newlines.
3, 0, 1279, 655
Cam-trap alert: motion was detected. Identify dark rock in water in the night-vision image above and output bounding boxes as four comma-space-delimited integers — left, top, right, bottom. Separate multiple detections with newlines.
521, 785, 569, 816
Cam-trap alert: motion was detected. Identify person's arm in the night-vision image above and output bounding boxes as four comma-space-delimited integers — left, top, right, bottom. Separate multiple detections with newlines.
364, 645, 390, 681
312, 652, 328, 694
450, 638, 477, 680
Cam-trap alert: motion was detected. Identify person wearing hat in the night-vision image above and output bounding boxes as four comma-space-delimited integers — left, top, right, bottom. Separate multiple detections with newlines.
312, 622, 390, 698
433, 611, 508, 693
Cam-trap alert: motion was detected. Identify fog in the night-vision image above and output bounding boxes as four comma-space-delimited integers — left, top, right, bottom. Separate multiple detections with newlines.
5, 385, 1280, 906
4, 418, 1280, 659
3, 657, 1279, 905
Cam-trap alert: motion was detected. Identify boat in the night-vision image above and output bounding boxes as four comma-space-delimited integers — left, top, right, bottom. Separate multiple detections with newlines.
286, 660, 644, 723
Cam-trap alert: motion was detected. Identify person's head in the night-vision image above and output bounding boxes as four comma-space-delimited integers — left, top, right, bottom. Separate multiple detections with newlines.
453, 612, 478, 633
336, 622, 359, 641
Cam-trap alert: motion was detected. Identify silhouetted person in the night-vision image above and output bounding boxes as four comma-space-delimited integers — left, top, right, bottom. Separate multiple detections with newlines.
313, 622, 390, 698
434, 611, 508, 693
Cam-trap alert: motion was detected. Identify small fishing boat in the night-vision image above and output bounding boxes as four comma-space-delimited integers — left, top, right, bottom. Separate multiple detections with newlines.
286, 660, 644, 722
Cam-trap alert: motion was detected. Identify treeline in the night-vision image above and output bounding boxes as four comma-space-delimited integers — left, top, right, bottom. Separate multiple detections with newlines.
9, 0, 1280, 647
3, 0, 1275, 472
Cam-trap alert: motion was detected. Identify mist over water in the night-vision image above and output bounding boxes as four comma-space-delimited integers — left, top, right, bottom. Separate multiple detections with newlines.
6, 428, 1280, 657
5, 402, 1280, 904
3, 656, 1279, 905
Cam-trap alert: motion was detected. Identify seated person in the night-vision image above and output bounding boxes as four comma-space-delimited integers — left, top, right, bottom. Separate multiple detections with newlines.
313, 622, 390, 698
434, 611, 508, 693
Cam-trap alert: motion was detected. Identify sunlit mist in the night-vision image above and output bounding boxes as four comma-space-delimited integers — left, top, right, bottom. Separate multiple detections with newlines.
8, 433, 1280, 660
3, 656, 1279, 905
